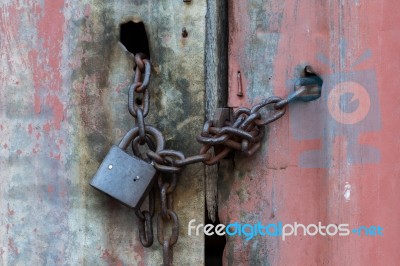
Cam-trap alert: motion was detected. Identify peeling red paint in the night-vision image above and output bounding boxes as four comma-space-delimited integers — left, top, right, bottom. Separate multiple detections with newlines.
101, 249, 111, 259
59, 187, 67, 198
7, 205, 14, 216
28, 49, 43, 114
101, 249, 124, 266
132, 239, 146, 266
226, 0, 400, 265
27, 0, 66, 131
68, 47, 88, 70
16, 150, 22, 155
45, 94, 64, 130
7, 238, 18, 255
36, 0, 65, 93
50, 152, 61, 161
84, 4, 91, 17
43, 123, 51, 133
115, 80, 130, 93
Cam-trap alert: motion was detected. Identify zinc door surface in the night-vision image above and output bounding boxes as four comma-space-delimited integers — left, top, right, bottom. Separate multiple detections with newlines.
221, 0, 400, 265
0, 1, 206, 265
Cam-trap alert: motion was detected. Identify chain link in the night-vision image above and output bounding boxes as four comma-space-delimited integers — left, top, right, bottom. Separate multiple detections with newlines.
125, 53, 321, 265
129, 53, 151, 118
136, 187, 155, 247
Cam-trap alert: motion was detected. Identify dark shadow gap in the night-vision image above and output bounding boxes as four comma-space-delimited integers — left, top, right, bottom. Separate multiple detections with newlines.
205, 205, 226, 266
205, 0, 228, 264
120, 21, 150, 57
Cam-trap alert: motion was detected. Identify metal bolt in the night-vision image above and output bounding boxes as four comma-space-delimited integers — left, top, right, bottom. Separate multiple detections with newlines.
136, 175, 140, 179
237, 71, 243, 97
108, 164, 113, 170
182, 27, 188, 38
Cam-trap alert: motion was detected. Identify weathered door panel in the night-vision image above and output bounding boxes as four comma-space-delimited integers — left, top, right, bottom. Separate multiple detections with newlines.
0, 1, 206, 265
223, 0, 400, 265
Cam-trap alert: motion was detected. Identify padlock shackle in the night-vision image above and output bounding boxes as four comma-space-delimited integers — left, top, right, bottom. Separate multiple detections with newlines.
119, 126, 165, 152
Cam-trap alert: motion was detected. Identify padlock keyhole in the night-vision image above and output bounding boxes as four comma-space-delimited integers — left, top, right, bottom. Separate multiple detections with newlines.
120, 21, 150, 57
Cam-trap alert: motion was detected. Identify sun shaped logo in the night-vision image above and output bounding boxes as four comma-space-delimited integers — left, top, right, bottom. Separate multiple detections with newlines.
288, 39, 381, 168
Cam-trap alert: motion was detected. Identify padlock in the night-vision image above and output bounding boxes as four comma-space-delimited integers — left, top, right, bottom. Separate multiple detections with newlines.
90, 126, 164, 209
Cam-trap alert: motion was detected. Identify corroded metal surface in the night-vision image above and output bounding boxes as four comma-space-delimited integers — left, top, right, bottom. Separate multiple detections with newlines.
0, 1, 206, 265
223, 0, 400, 265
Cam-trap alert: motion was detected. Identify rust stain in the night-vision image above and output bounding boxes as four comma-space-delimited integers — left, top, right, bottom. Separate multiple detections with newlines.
84, 4, 91, 18
7, 204, 14, 216
7, 238, 18, 256
100, 249, 124, 266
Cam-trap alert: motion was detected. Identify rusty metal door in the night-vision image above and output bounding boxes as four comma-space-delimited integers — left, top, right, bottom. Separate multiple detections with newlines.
221, 0, 400, 265
2, 0, 400, 265
0, 1, 207, 265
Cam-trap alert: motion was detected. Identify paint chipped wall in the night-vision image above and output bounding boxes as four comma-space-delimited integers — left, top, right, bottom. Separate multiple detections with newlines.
0, 0, 206, 265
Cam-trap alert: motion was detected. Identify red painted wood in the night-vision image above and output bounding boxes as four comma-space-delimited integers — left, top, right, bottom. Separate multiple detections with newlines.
225, 0, 400, 265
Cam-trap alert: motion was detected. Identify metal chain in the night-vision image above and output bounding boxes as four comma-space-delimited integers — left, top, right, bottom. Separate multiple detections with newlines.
129, 54, 180, 266
126, 53, 322, 266
130, 53, 156, 248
